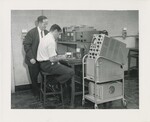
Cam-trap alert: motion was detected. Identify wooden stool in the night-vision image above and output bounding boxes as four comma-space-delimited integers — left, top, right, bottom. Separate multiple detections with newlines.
40, 71, 64, 107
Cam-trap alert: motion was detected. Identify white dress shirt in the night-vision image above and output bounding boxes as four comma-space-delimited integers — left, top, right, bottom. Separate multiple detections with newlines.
37, 32, 57, 61
37, 27, 45, 40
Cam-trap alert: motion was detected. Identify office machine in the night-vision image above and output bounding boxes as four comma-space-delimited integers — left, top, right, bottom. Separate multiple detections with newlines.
82, 34, 128, 108
75, 30, 99, 42
59, 30, 99, 42
57, 26, 100, 58
58, 25, 99, 42
86, 34, 127, 82
63, 25, 95, 32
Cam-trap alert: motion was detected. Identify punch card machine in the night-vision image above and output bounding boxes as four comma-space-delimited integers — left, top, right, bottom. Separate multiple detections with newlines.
82, 34, 128, 108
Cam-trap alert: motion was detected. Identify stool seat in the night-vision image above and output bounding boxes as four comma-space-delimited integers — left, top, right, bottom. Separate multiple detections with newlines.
40, 71, 64, 108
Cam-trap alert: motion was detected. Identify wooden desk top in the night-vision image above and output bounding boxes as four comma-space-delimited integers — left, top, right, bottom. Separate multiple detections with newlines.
60, 58, 82, 66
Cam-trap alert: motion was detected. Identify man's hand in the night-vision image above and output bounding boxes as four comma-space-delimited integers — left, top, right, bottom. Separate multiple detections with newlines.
49, 57, 57, 62
30, 58, 36, 64
49, 55, 67, 62
61, 54, 67, 60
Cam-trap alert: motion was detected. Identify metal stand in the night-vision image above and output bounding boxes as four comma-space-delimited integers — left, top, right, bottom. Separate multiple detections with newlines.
82, 55, 127, 109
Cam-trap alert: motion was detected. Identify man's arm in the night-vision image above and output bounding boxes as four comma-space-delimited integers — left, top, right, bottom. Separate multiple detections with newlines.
23, 31, 34, 60
46, 35, 66, 62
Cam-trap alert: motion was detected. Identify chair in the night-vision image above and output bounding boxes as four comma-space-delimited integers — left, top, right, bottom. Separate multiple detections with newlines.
128, 48, 139, 76
40, 71, 64, 107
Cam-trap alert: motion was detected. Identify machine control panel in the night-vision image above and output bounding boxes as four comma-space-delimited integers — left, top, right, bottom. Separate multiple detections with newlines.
88, 34, 105, 59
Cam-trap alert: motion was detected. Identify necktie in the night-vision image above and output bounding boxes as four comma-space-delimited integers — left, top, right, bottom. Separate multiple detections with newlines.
41, 31, 43, 38
55, 41, 57, 53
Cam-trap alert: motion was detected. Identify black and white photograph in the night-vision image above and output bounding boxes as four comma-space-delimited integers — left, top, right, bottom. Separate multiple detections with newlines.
11, 10, 139, 109
1, 0, 150, 122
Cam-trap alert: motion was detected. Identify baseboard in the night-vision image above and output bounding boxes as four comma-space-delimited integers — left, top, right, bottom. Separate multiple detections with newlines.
15, 83, 41, 92
15, 84, 32, 92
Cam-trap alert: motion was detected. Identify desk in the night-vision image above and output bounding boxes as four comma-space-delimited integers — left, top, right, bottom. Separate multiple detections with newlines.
61, 59, 82, 108
128, 48, 139, 76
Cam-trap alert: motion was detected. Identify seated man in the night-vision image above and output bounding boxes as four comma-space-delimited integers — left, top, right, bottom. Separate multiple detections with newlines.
37, 24, 74, 88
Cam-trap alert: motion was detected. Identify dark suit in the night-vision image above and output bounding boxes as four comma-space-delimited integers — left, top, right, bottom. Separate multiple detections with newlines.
23, 27, 48, 96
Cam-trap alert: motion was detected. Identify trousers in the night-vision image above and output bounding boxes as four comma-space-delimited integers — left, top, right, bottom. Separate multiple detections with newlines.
39, 61, 75, 84
28, 62, 40, 96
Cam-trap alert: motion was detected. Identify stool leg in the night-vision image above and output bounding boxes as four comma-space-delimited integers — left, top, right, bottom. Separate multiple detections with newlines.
40, 75, 43, 102
60, 84, 64, 108
40, 89, 42, 102
43, 75, 47, 106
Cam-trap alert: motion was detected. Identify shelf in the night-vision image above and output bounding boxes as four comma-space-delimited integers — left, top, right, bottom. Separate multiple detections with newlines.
57, 41, 91, 45
84, 94, 123, 104
84, 77, 123, 84
111, 35, 138, 38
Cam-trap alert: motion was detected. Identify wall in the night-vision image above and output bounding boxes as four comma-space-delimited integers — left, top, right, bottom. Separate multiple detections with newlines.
11, 10, 42, 86
11, 10, 138, 89
11, 49, 15, 93
43, 10, 138, 36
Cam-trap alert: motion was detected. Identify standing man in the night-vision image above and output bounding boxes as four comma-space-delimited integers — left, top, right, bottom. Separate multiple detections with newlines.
23, 16, 49, 97
37, 24, 74, 86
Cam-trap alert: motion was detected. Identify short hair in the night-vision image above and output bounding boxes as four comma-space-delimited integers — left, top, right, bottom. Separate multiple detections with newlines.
102, 30, 108, 36
50, 24, 62, 32
37, 16, 47, 23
